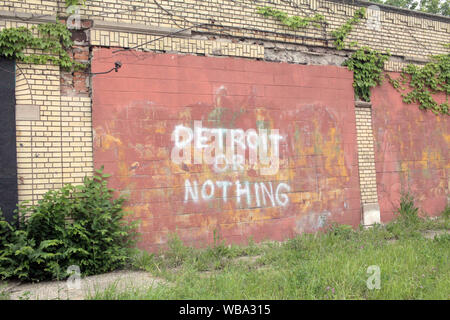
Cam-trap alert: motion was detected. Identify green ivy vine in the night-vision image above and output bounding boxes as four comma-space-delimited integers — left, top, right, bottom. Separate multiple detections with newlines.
65, 0, 86, 6
331, 8, 366, 50
387, 53, 449, 115
342, 47, 390, 102
0, 21, 84, 70
256, 6, 366, 50
256, 6, 325, 29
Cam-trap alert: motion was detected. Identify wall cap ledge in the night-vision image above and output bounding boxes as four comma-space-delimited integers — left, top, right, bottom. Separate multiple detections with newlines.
355, 100, 372, 108
91, 20, 191, 37
0, 10, 56, 23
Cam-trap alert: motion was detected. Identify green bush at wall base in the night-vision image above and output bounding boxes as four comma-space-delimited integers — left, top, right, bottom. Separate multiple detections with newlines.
0, 167, 139, 282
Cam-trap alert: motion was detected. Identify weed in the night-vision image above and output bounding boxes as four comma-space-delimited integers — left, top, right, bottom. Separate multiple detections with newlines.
18, 291, 31, 300
91, 200, 449, 300
326, 224, 355, 240
0, 283, 10, 300
163, 233, 193, 268
442, 205, 450, 219
129, 248, 156, 273
396, 193, 420, 225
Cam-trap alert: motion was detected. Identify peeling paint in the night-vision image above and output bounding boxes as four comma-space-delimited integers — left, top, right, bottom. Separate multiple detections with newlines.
92, 49, 361, 250
372, 75, 449, 222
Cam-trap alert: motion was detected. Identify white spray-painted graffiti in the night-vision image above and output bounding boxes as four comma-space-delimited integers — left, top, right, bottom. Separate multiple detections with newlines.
171, 121, 291, 208
184, 179, 291, 207
171, 121, 282, 175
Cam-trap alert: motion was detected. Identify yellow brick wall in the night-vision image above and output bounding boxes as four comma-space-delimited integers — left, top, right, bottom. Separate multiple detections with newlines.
1, 0, 58, 15
355, 105, 378, 204
60, 96, 94, 183
0, 16, 94, 204
90, 30, 265, 58
2, 1, 449, 63
15, 63, 63, 204
2, 0, 449, 206
80, 0, 449, 58
14, 62, 93, 205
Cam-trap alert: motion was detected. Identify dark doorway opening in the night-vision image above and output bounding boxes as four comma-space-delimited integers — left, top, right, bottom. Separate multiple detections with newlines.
0, 58, 18, 224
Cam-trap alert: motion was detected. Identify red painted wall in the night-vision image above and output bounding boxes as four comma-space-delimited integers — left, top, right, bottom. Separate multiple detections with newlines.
371, 75, 449, 222
91, 48, 361, 251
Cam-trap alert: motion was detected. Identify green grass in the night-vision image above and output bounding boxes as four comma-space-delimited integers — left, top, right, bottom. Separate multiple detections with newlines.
0, 283, 11, 300
89, 202, 450, 300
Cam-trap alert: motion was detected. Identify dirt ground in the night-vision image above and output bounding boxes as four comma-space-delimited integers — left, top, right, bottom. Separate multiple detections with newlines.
1, 270, 166, 300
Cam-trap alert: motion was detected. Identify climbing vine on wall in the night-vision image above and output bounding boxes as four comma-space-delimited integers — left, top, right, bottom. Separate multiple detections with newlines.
256, 6, 325, 29
343, 47, 390, 102
0, 21, 83, 70
256, 6, 366, 50
331, 8, 366, 50
387, 53, 450, 115
65, 0, 86, 6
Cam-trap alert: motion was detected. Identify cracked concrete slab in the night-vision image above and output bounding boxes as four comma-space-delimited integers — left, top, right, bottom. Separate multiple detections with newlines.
2, 270, 167, 300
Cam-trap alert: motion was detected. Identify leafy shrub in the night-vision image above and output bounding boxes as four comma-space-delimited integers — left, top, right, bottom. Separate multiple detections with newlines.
0, 167, 139, 282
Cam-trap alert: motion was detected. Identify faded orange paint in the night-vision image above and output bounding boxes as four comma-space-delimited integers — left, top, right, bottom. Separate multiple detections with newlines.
92, 49, 361, 251
372, 73, 449, 222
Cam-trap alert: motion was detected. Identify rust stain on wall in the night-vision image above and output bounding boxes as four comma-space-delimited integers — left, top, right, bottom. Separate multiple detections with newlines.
372, 75, 449, 222
92, 49, 361, 251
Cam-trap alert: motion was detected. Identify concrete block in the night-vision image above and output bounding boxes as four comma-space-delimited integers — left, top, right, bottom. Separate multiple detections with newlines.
16, 105, 40, 121
362, 202, 381, 226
